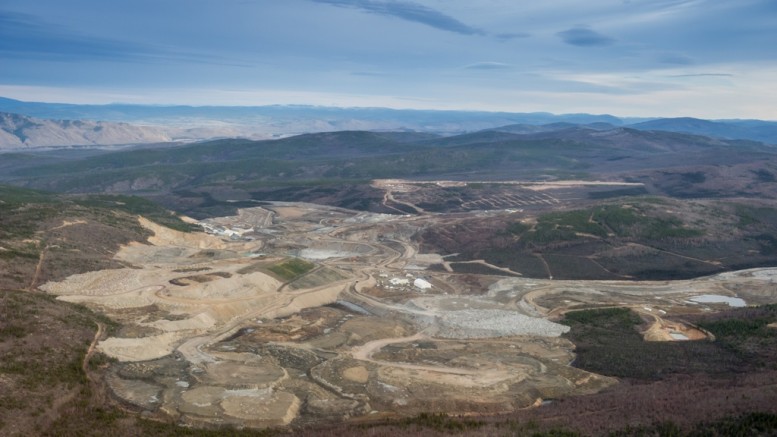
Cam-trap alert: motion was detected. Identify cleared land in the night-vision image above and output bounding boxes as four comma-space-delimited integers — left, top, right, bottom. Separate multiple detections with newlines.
36, 192, 777, 429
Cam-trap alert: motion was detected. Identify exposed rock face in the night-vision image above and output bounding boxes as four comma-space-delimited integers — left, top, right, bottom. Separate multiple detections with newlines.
0, 111, 171, 148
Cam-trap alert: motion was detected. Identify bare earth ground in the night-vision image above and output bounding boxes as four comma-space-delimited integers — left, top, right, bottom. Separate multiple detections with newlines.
37, 181, 777, 430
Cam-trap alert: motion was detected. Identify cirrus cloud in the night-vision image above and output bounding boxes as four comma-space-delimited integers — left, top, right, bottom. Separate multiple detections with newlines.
463, 62, 512, 70
557, 27, 614, 47
311, 0, 484, 35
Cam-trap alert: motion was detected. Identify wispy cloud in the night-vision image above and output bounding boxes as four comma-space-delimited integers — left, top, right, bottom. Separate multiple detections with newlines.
495, 32, 530, 41
0, 11, 146, 61
0, 11, 232, 66
311, 0, 484, 35
463, 62, 512, 70
557, 27, 614, 47
549, 71, 683, 95
668, 73, 734, 78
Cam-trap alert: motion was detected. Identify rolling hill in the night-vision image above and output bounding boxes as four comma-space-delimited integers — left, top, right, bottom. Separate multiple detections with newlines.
1, 125, 773, 196
630, 117, 777, 144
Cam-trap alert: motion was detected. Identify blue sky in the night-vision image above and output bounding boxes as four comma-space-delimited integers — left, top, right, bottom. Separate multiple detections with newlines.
1, 0, 776, 118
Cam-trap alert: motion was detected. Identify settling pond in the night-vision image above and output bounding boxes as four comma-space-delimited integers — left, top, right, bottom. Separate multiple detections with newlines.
689, 294, 746, 307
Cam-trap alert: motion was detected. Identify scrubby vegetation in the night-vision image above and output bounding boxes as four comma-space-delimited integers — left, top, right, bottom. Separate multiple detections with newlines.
363, 412, 486, 433
560, 306, 777, 380
75, 194, 198, 232
0, 185, 63, 240
299, 410, 777, 436
268, 258, 315, 281
520, 203, 704, 244
0, 185, 199, 289
0, 290, 105, 434
694, 304, 777, 367
608, 413, 777, 437
421, 198, 777, 280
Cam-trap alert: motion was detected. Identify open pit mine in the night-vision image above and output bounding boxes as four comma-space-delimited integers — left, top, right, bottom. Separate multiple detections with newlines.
40, 200, 777, 429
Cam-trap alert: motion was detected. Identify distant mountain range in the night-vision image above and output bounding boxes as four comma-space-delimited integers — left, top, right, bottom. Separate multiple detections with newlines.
0, 112, 172, 149
1, 96, 776, 148
629, 117, 777, 144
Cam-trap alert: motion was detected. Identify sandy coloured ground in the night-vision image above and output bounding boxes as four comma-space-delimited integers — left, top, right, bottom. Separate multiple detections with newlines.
98, 332, 184, 361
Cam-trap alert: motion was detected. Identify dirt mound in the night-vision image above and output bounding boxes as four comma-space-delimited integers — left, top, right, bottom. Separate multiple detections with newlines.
138, 216, 226, 249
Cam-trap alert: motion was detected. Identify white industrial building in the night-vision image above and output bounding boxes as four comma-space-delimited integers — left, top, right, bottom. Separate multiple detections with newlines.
414, 278, 432, 290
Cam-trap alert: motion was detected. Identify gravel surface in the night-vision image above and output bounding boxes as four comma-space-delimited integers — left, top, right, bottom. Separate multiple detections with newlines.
434, 309, 570, 339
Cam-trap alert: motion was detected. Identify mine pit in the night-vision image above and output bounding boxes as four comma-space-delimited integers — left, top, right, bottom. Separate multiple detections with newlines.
37, 202, 777, 429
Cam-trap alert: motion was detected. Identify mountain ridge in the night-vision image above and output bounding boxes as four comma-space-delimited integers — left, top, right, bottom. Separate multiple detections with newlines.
2, 96, 777, 147
0, 96, 641, 141
0, 111, 172, 149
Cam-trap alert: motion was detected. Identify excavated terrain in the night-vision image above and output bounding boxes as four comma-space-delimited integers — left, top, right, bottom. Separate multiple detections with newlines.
37, 181, 777, 429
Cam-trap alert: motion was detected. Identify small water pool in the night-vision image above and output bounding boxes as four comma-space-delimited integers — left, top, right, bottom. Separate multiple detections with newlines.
689, 294, 746, 307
